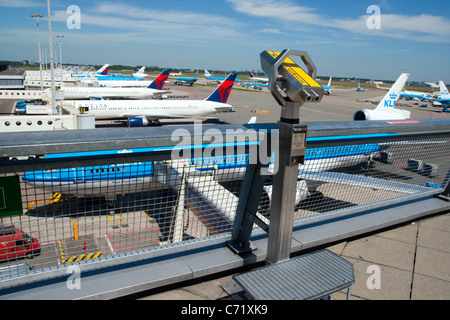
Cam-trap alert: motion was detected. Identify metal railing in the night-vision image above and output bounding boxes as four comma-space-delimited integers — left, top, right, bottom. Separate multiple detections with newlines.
0, 119, 449, 292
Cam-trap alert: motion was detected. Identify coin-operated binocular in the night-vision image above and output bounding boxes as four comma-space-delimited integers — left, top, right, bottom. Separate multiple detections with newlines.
261, 49, 324, 121
260, 49, 324, 263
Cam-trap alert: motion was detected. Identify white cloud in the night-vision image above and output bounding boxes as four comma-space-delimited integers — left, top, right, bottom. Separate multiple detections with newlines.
50, 3, 245, 45
226, 0, 450, 43
227, 0, 320, 24
0, 0, 42, 7
259, 28, 282, 34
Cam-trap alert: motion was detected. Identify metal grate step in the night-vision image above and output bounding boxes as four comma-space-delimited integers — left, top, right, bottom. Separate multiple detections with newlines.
233, 249, 354, 300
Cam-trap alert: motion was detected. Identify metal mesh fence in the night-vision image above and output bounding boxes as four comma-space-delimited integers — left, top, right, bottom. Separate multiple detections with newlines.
0, 134, 449, 285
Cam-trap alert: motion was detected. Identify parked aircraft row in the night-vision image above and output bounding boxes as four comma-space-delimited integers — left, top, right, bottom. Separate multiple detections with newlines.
64, 73, 238, 126
55, 70, 416, 126
376, 78, 450, 112
50, 69, 171, 100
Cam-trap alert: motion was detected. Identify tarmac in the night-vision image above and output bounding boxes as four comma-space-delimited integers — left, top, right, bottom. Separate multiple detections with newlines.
138, 210, 450, 300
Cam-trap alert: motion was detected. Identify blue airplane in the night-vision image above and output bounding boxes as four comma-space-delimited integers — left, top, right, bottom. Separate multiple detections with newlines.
204, 69, 242, 83
400, 89, 433, 101
22, 133, 392, 203
435, 81, 450, 112
174, 70, 198, 86
244, 82, 268, 89
76, 64, 145, 81
322, 76, 332, 95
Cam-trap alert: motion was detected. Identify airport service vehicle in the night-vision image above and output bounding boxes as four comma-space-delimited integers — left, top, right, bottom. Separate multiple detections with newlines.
0, 225, 40, 261
50, 69, 171, 100
69, 73, 238, 126
354, 73, 411, 120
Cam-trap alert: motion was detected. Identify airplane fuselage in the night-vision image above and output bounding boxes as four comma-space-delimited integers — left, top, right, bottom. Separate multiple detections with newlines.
73, 99, 232, 120
23, 143, 382, 198
49, 87, 167, 99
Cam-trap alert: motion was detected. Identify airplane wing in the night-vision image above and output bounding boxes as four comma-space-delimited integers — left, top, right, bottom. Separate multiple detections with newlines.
120, 112, 215, 120
297, 170, 432, 194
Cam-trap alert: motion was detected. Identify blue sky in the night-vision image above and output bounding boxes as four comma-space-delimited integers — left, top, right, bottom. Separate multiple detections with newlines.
1, 0, 449, 82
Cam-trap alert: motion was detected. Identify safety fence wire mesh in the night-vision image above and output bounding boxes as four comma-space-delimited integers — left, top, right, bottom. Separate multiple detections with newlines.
291, 137, 450, 223
0, 156, 249, 283
0, 135, 449, 285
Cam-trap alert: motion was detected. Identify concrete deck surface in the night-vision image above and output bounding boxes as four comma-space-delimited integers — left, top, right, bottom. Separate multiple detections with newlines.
139, 211, 450, 300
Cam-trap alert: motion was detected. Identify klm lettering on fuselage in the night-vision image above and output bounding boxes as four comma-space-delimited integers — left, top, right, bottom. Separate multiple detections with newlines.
384, 93, 397, 107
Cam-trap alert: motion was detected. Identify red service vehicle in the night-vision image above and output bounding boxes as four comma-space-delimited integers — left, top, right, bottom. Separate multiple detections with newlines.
0, 225, 40, 261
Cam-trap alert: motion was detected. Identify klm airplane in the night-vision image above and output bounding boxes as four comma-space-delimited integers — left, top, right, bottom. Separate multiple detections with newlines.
204, 70, 242, 83
22, 135, 392, 204
435, 81, 450, 112
174, 70, 198, 86
322, 76, 333, 95
400, 89, 433, 101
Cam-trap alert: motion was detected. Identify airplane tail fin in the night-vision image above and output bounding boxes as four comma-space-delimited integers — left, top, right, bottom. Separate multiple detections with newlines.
147, 69, 171, 90
248, 116, 257, 124
327, 76, 332, 87
97, 64, 110, 75
205, 73, 237, 103
195, 70, 198, 79
137, 66, 146, 74
375, 73, 409, 110
439, 81, 450, 99
249, 72, 255, 78
204, 69, 212, 77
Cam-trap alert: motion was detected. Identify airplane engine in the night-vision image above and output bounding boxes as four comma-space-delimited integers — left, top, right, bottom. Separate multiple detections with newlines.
259, 180, 309, 214
127, 117, 149, 127
353, 108, 410, 121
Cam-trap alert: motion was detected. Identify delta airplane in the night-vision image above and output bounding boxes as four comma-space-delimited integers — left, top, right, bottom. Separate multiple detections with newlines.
52, 69, 171, 100
97, 80, 153, 88
97, 64, 110, 75
354, 73, 411, 121
69, 73, 238, 126
248, 72, 268, 83
322, 76, 332, 95
170, 71, 183, 77
174, 71, 198, 86
132, 66, 148, 79
76, 64, 110, 79
204, 70, 242, 83
77, 64, 148, 81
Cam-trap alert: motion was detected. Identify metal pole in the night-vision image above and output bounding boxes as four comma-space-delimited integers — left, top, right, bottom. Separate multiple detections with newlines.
32, 14, 44, 90
57, 35, 64, 69
266, 103, 303, 264
47, 0, 56, 115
